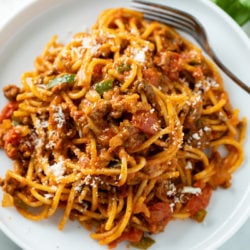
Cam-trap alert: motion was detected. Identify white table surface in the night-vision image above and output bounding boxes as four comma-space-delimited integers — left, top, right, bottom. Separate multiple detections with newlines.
0, 0, 249, 249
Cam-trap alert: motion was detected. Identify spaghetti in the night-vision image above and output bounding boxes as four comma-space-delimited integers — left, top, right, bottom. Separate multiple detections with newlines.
0, 8, 247, 248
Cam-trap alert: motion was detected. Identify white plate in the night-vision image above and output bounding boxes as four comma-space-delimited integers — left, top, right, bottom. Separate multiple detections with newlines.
0, 0, 249, 250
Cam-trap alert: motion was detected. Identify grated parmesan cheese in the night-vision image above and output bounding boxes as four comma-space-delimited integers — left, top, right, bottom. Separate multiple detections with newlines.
166, 183, 177, 197
46, 140, 56, 149
74, 182, 83, 193
185, 161, 193, 170
192, 133, 200, 140
134, 50, 146, 63
47, 160, 65, 178
53, 106, 65, 128
169, 203, 175, 213
81, 36, 100, 55
150, 108, 155, 114
204, 126, 211, 132
44, 193, 53, 199
182, 186, 201, 195
133, 46, 149, 63
82, 174, 105, 188
82, 37, 92, 48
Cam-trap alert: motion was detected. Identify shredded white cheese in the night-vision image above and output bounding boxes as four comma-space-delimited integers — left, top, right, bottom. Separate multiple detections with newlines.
166, 183, 177, 197
51, 185, 57, 191
134, 50, 146, 63
192, 133, 200, 140
182, 186, 201, 195
47, 160, 65, 178
204, 126, 211, 132
81, 36, 100, 55
185, 161, 193, 170
169, 203, 175, 213
74, 182, 83, 192
82, 37, 92, 48
53, 106, 65, 128
44, 193, 53, 199
46, 140, 56, 149
82, 174, 105, 188
133, 46, 149, 63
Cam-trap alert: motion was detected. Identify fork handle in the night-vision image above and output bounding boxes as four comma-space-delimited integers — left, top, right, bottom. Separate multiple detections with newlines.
206, 45, 250, 94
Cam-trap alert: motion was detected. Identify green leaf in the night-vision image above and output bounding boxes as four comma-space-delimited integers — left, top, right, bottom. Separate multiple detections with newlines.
240, 0, 250, 8
94, 79, 114, 95
213, 0, 250, 26
47, 74, 76, 89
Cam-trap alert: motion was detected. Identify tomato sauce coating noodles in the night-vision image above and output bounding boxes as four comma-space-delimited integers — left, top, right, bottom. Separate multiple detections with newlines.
0, 8, 247, 248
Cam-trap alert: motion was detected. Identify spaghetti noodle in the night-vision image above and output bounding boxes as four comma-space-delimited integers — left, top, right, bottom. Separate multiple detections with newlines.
0, 8, 247, 248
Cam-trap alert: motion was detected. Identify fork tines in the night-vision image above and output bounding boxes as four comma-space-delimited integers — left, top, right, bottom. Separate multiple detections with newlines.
130, 0, 198, 33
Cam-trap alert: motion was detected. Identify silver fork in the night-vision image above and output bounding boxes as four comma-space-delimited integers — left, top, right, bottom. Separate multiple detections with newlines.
130, 0, 250, 94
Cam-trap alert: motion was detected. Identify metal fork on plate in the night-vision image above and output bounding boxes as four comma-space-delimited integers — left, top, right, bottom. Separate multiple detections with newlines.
130, 0, 250, 94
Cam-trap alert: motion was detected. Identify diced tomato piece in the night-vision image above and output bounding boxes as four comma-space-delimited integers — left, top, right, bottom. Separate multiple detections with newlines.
146, 202, 172, 233
4, 127, 21, 159
142, 67, 162, 86
161, 51, 182, 80
132, 110, 160, 135
186, 183, 212, 216
0, 101, 19, 122
92, 64, 103, 82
